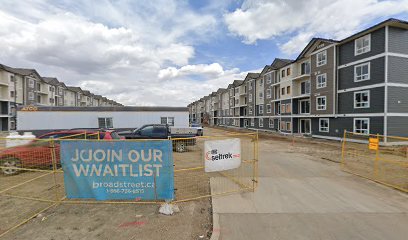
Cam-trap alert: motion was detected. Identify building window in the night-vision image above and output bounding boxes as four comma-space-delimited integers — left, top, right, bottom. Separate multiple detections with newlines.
29, 79, 35, 88
299, 100, 310, 114
300, 62, 310, 75
316, 74, 327, 89
287, 86, 291, 94
259, 78, 264, 86
300, 81, 310, 94
354, 90, 370, 108
160, 117, 175, 126
269, 118, 274, 128
354, 62, 370, 82
266, 104, 272, 113
355, 34, 371, 55
259, 118, 264, 127
49, 86, 54, 92
58, 97, 63, 106
354, 118, 369, 134
235, 87, 239, 94
259, 92, 263, 98
259, 104, 264, 114
37, 95, 41, 103
10, 91, 15, 98
265, 73, 272, 84
280, 103, 286, 114
266, 88, 271, 98
277, 103, 281, 115
249, 106, 253, 114
286, 122, 291, 131
28, 92, 34, 100
316, 96, 326, 110
249, 81, 253, 90
285, 103, 291, 113
286, 68, 291, 76
316, 50, 327, 67
98, 117, 113, 128
49, 98, 55, 104
280, 121, 286, 131
281, 87, 285, 95
319, 118, 329, 132
281, 70, 285, 78
251, 118, 254, 126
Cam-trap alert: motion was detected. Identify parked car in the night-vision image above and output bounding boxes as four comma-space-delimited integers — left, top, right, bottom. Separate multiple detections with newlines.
118, 124, 197, 152
0, 130, 121, 175
190, 123, 204, 136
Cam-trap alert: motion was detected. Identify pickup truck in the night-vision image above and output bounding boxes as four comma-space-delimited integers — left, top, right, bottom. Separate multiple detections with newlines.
118, 124, 197, 152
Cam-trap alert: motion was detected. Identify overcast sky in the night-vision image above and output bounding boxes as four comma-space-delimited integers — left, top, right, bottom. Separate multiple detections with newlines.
1, 0, 407, 106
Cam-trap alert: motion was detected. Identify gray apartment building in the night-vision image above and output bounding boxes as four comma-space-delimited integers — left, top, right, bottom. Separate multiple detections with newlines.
0, 63, 122, 131
189, 18, 408, 141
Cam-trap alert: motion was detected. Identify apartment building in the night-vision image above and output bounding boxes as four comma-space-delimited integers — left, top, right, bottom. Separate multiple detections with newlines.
0, 63, 122, 131
188, 18, 408, 141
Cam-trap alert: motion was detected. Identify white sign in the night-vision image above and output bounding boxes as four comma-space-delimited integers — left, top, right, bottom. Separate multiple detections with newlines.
204, 138, 241, 172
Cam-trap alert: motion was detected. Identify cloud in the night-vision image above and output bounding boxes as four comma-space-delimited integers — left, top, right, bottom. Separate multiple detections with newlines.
224, 0, 408, 54
158, 63, 239, 79
0, 0, 219, 106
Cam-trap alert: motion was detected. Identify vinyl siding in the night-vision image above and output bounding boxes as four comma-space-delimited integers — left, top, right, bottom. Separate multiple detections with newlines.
338, 27, 385, 65
387, 86, 408, 113
338, 57, 385, 90
312, 117, 384, 137
388, 56, 408, 84
388, 26, 408, 55
338, 87, 384, 114
311, 45, 336, 115
387, 116, 408, 137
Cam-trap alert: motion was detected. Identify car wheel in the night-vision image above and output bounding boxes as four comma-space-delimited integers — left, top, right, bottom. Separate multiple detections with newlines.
175, 142, 186, 153
0, 157, 21, 175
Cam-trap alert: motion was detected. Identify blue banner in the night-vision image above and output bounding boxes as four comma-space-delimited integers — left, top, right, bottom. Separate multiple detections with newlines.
60, 140, 174, 201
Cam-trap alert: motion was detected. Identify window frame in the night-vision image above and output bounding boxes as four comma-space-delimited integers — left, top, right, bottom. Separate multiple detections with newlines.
250, 118, 254, 126
266, 104, 272, 113
259, 104, 264, 114
319, 118, 329, 132
354, 62, 370, 82
353, 118, 370, 135
354, 34, 371, 56
266, 88, 271, 98
316, 50, 327, 67
354, 90, 370, 109
299, 99, 310, 114
259, 118, 263, 127
98, 117, 113, 129
316, 96, 327, 111
269, 118, 274, 128
316, 73, 327, 89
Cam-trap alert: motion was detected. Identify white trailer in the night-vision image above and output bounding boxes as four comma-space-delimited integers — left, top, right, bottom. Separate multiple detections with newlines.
17, 106, 189, 135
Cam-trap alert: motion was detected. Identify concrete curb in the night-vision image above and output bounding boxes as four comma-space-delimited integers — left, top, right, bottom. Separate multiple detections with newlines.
210, 212, 220, 240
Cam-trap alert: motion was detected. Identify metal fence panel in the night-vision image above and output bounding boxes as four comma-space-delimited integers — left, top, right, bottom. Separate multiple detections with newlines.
0, 132, 258, 237
341, 131, 408, 192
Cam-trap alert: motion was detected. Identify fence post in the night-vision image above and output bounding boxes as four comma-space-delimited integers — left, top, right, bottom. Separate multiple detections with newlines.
341, 130, 347, 169
50, 138, 59, 202
374, 133, 380, 179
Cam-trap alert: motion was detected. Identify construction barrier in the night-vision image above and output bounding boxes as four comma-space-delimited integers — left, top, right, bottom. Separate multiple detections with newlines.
0, 132, 258, 237
341, 130, 408, 192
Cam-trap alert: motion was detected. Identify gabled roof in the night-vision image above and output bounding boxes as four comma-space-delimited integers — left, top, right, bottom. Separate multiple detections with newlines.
81, 90, 91, 96
270, 58, 293, 70
244, 72, 260, 80
232, 80, 243, 86
339, 18, 408, 44
66, 86, 82, 93
216, 88, 226, 94
296, 38, 338, 60
0, 64, 43, 80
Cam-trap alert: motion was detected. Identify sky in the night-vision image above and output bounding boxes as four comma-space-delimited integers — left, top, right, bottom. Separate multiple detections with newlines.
0, 0, 407, 106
